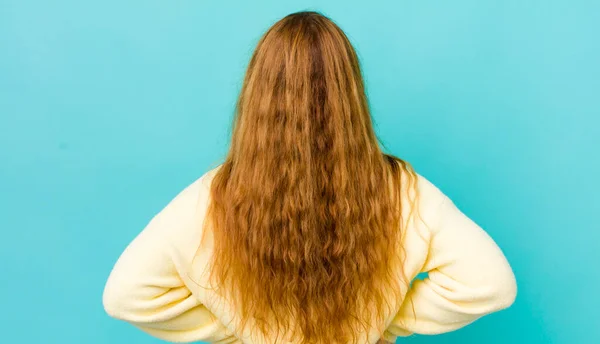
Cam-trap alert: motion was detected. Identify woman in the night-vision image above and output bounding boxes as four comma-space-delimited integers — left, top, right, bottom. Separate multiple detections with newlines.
103, 11, 516, 344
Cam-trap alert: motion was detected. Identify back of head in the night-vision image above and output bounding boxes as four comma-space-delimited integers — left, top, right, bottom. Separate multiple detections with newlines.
202, 11, 416, 344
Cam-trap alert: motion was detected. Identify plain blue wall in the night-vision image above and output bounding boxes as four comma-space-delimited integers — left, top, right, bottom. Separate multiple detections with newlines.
1, 1, 598, 343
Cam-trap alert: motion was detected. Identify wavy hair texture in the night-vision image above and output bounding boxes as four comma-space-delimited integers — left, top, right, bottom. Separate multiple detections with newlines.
199, 11, 418, 344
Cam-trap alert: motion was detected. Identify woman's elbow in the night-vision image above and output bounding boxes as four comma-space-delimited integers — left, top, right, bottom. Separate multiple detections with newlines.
102, 277, 139, 321
489, 266, 517, 311
102, 283, 126, 320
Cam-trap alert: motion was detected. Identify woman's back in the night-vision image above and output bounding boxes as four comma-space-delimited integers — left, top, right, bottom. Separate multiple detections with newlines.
102, 11, 516, 344
103, 164, 516, 343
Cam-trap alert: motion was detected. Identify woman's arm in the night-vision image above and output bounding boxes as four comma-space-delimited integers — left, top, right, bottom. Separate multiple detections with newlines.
386, 177, 517, 337
102, 176, 236, 343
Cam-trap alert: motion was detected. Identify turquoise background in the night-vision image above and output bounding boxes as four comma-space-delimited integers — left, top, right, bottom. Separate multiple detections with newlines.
1, 1, 598, 343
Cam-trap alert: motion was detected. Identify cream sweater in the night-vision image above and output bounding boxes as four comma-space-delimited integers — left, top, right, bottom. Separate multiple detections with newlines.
103, 165, 517, 343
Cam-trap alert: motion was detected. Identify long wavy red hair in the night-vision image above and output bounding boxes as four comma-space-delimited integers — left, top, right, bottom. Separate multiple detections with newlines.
200, 11, 417, 344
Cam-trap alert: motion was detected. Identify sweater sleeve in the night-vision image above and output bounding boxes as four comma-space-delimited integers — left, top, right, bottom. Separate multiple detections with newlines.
386, 177, 517, 338
102, 177, 236, 343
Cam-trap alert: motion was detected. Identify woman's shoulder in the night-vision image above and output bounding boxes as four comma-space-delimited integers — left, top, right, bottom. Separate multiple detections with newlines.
144, 164, 223, 246
394, 167, 451, 244
391, 163, 448, 219
168, 163, 224, 208
388, 159, 447, 211
414, 173, 447, 210
199, 162, 220, 184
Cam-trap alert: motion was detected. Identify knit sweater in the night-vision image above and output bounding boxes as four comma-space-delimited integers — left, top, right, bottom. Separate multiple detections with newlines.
103, 165, 517, 343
